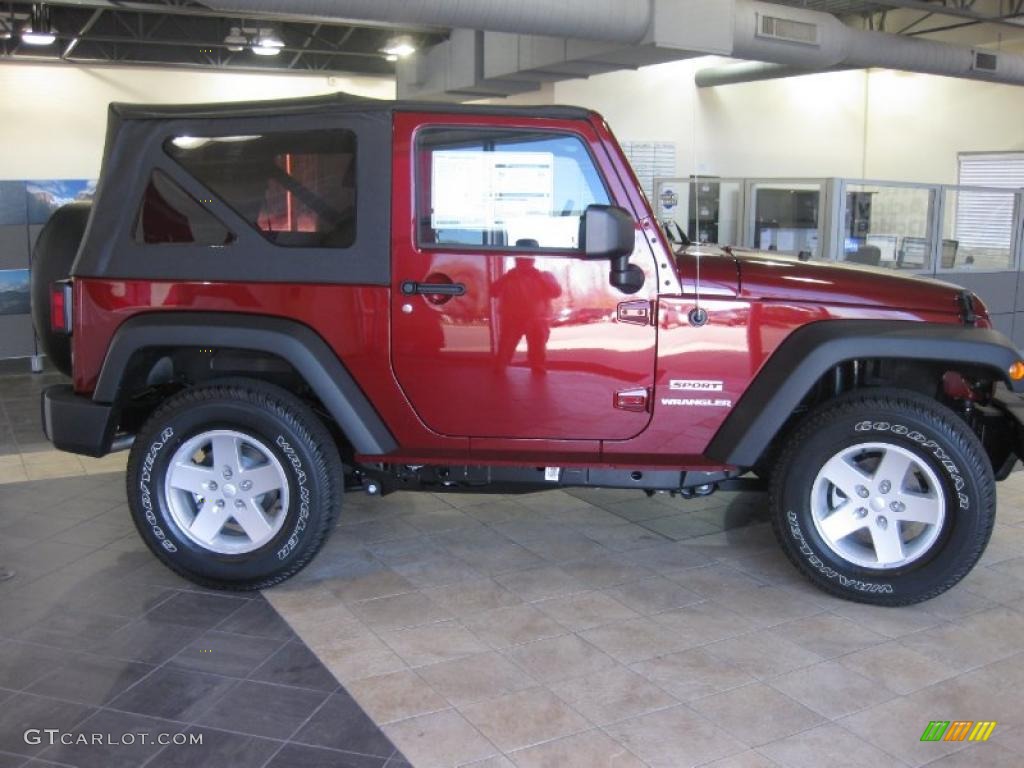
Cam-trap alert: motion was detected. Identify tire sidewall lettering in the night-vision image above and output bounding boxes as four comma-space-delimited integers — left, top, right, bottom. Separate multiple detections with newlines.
786, 510, 894, 594
275, 435, 311, 561
139, 426, 177, 553
854, 420, 969, 510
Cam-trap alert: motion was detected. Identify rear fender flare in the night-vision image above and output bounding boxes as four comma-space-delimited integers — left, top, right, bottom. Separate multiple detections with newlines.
94, 312, 397, 455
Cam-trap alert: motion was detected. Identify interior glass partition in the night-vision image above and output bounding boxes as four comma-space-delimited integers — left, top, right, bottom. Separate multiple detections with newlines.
653, 175, 1022, 280
745, 180, 827, 260
837, 182, 935, 271
653, 177, 744, 247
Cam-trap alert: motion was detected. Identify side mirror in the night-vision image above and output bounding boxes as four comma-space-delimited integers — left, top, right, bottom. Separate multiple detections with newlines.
579, 204, 645, 295
579, 204, 634, 260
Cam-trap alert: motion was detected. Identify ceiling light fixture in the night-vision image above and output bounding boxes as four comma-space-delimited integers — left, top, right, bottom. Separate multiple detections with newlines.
251, 27, 284, 56
21, 4, 56, 46
224, 26, 246, 52
380, 35, 416, 59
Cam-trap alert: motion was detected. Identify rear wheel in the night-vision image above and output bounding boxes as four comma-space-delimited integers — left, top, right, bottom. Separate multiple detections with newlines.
127, 379, 342, 590
769, 389, 995, 605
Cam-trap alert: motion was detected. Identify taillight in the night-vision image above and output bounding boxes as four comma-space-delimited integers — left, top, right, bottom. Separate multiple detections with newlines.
50, 280, 72, 334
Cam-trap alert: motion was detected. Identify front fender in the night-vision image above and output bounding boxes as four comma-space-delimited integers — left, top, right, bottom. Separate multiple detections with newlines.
705, 320, 1024, 468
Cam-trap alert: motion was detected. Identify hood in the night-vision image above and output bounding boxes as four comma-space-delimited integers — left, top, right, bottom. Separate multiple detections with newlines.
733, 251, 967, 315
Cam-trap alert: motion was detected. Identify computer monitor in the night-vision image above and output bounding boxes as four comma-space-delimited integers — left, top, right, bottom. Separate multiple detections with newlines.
866, 234, 899, 264
899, 236, 929, 268
941, 239, 959, 269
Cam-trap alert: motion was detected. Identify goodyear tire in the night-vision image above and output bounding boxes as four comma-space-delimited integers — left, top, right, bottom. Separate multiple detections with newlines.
769, 388, 995, 606
126, 379, 341, 590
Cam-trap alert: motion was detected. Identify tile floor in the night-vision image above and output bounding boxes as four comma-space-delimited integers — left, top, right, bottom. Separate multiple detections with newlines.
0, 373, 406, 768
0, 369, 127, 483
2, 369, 1024, 767
266, 484, 1024, 768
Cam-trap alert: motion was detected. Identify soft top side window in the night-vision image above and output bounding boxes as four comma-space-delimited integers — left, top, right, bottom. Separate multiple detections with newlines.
134, 169, 234, 246
165, 130, 357, 249
416, 128, 611, 251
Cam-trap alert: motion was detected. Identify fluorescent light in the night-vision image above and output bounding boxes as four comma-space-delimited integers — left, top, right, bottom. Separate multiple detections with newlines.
22, 4, 56, 46
251, 27, 283, 56
381, 36, 416, 58
385, 54, 398, 62
22, 30, 56, 46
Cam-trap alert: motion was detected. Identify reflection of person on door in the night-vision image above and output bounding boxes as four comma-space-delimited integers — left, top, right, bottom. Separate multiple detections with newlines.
493, 257, 562, 372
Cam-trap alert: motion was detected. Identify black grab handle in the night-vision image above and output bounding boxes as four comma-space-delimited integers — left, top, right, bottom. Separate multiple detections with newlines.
400, 281, 466, 297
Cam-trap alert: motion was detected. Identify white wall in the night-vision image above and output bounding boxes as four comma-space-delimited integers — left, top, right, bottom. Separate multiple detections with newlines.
0, 62, 394, 179
5, 56, 1021, 186
546, 57, 1024, 186
864, 69, 1024, 184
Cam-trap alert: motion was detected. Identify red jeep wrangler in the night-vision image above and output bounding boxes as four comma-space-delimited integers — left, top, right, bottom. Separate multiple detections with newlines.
31, 93, 1024, 605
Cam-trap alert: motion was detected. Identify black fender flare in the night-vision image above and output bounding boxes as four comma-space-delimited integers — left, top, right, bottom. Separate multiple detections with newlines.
94, 312, 397, 455
704, 320, 1024, 468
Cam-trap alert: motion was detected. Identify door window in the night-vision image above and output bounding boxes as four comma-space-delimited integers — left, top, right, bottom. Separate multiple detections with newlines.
416, 129, 611, 250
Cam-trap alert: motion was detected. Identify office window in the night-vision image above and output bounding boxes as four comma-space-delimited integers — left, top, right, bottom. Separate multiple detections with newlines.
948, 153, 1024, 270
167, 130, 357, 248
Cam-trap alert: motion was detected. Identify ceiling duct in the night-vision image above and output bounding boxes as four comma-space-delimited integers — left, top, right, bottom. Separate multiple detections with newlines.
697, 0, 1024, 87
203, 0, 653, 44
202, 0, 1024, 92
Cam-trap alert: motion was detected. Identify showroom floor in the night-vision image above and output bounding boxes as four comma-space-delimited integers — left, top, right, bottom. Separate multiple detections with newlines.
1, 370, 1024, 767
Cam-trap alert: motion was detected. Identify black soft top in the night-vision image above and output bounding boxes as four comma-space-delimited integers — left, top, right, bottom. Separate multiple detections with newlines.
75, 92, 597, 287
111, 91, 594, 122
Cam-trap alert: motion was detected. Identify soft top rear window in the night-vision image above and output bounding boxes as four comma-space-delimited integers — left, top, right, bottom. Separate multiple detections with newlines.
165, 130, 357, 249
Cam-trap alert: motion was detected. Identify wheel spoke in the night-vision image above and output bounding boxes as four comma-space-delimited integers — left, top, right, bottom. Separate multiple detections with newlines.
819, 454, 872, 500
163, 429, 291, 556
893, 492, 941, 525
168, 462, 215, 495
874, 447, 914, 490
870, 523, 905, 566
210, 434, 241, 475
190, 501, 226, 544
232, 499, 274, 542
242, 464, 283, 497
819, 506, 868, 542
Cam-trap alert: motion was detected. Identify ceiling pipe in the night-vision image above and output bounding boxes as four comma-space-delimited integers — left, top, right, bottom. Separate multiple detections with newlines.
697, 0, 1024, 88
202, 0, 653, 44
695, 61, 851, 87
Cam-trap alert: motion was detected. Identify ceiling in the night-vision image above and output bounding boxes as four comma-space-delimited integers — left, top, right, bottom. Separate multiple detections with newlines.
0, 0, 446, 76
770, 0, 1024, 35
1, 0, 1021, 79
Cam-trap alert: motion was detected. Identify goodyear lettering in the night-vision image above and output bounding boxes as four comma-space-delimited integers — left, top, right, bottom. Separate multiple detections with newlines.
275, 436, 310, 560
140, 427, 177, 553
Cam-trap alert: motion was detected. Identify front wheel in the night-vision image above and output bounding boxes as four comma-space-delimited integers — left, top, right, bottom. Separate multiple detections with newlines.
126, 379, 342, 590
769, 389, 995, 606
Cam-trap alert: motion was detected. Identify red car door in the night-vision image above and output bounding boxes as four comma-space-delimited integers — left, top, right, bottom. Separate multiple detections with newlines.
390, 112, 658, 443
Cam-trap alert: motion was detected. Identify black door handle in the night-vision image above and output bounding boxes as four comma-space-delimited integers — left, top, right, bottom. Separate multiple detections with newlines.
400, 281, 466, 297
